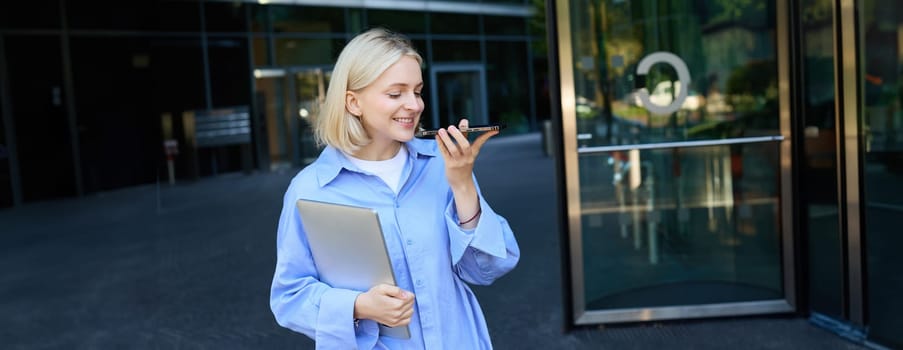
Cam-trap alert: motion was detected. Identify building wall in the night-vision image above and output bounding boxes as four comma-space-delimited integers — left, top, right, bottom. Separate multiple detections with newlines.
0, 0, 547, 206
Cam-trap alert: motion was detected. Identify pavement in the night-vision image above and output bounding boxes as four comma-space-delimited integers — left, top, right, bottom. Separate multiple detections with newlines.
0, 132, 871, 349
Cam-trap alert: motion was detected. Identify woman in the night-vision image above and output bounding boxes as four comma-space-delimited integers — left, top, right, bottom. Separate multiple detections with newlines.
269, 28, 520, 349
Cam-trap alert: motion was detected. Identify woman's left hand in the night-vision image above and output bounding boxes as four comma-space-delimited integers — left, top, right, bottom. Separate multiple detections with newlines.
435, 119, 498, 189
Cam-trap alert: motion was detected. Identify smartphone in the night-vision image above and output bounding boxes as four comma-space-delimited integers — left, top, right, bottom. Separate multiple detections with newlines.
415, 123, 506, 138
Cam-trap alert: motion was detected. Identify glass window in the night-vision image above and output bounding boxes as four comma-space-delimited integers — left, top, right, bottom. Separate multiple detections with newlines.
571, 1, 779, 148
486, 41, 530, 133
67, 2, 200, 31
430, 68, 486, 128
274, 38, 343, 66
70, 37, 206, 188
412, 40, 428, 61
483, 15, 527, 36
0, 0, 60, 29
209, 38, 251, 108
249, 4, 269, 32
204, 2, 247, 32
862, 0, 903, 348
252, 36, 270, 66
295, 69, 331, 164
5, 36, 77, 201
271, 6, 344, 33
431, 40, 480, 62
348, 8, 364, 34
367, 9, 426, 34
429, 13, 479, 35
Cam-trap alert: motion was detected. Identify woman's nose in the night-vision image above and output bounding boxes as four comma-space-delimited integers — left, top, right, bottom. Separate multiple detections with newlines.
404, 93, 423, 111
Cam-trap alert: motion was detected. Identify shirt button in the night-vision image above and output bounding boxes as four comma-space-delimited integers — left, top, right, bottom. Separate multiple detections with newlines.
416, 279, 423, 286
406, 239, 413, 245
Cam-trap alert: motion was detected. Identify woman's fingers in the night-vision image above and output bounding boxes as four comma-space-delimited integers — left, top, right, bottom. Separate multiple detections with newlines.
458, 119, 470, 138
446, 126, 471, 151
384, 292, 415, 326
436, 118, 498, 163
470, 130, 498, 155
437, 129, 461, 157
360, 284, 417, 326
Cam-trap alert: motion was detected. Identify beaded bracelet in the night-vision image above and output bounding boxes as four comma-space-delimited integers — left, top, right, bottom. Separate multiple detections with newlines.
458, 207, 482, 226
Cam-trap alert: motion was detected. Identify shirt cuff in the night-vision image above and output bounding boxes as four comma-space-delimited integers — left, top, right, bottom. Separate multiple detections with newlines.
316, 288, 375, 348
446, 196, 507, 263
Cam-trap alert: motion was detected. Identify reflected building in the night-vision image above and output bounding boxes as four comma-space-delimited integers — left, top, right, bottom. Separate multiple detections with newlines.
551, 0, 902, 348
0, 0, 546, 207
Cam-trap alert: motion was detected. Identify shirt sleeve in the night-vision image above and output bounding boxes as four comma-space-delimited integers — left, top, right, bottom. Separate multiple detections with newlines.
269, 189, 380, 349
445, 178, 520, 286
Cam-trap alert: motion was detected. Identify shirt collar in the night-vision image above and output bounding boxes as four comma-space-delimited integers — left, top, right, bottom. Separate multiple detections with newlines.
316, 138, 438, 187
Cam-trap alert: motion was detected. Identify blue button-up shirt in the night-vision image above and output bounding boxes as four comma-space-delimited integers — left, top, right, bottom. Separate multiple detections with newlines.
270, 138, 520, 349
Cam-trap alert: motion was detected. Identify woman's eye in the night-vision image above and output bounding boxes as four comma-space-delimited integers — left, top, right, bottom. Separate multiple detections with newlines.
415, 91, 424, 98
388, 93, 401, 98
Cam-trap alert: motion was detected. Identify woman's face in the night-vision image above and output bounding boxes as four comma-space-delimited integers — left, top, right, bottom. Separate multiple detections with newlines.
349, 56, 424, 154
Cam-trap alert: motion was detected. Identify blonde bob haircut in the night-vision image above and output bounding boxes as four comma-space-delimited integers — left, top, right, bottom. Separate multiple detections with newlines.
315, 28, 423, 154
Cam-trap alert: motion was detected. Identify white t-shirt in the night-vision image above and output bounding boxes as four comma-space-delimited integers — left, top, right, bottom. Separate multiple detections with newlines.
345, 146, 408, 194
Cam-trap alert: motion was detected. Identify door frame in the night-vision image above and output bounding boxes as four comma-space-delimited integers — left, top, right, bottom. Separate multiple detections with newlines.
551, 0, 797, 325
428, 63, 488, 129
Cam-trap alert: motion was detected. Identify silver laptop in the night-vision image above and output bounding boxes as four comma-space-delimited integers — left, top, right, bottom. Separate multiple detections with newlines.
295, 199, 411, 339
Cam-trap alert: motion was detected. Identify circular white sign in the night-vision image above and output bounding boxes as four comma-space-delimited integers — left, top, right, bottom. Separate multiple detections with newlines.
635, 52, 691, 115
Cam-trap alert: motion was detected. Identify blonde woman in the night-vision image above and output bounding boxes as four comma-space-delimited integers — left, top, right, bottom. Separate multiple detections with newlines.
269, 28, 520, 349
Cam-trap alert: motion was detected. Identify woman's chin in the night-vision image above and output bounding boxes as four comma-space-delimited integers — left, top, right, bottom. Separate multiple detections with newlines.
393, 128, 417, 141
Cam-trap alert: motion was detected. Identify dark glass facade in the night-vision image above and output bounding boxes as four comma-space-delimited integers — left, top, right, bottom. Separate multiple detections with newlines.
860, 1, 903, 347
0, 0, 546, 207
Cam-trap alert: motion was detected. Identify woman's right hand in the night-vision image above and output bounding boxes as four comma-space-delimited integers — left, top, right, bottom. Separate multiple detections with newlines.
353, 284, 415, 327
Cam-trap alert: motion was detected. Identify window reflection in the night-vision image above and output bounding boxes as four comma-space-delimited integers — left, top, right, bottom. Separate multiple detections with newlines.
579, 142, 783, 309
570, 1, 778, 147
487, 41, 530, 133
271, 6, 344, 33
862, 0, 903, 347
432, 40, 481, 62
484, 15, 527, 35
204, 2, 247, 32
569, 0, 785, 314
367, 9, 426, 34
429, 13, 479, 35
799, 0, 842, 320
274, 38, 343, 66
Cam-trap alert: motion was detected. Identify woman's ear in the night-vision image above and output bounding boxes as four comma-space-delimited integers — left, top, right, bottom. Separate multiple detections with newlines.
345, 91, 361, 117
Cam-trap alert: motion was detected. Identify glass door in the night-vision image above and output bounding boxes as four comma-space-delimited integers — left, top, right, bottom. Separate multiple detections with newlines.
428, 64, 487, 129
253, 68, 292, 171
293, 68, 329, 165
557, 0, 795, 324
798, 0, 844, 322
860, 0, 903, 347
254, 67, 329, 171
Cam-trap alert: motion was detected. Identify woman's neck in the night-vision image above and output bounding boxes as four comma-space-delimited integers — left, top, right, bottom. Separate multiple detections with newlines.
353, 141, 402, 161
